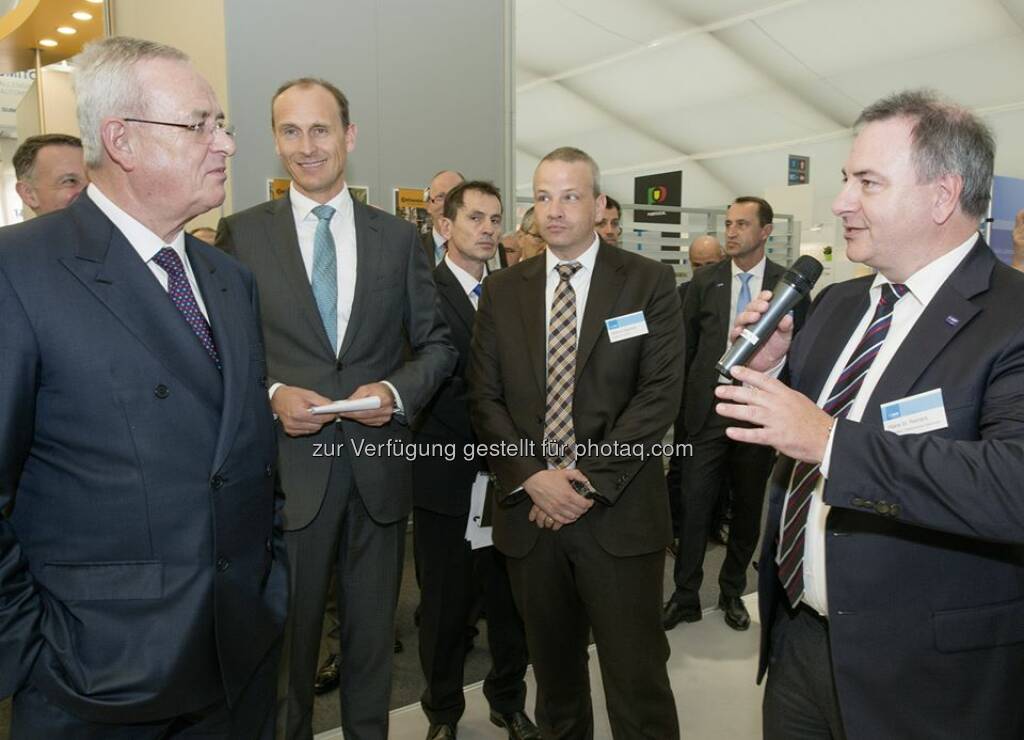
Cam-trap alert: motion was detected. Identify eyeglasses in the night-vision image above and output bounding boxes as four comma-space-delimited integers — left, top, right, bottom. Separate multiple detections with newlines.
123, 117, 236, 142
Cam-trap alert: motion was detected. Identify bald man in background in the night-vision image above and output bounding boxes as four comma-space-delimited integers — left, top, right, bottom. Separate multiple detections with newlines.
422, 170, 465, 266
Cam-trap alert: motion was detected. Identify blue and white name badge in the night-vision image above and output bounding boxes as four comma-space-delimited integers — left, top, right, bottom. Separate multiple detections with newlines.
605, 311, 648, 343
880, 388, 948, 436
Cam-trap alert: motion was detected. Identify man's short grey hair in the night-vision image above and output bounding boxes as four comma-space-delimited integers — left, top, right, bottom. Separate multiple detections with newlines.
73, 36, 190, 167
856, 89, 995, 219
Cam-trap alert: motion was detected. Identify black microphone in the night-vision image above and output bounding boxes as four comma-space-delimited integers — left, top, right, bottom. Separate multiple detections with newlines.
715, 255, 823, 377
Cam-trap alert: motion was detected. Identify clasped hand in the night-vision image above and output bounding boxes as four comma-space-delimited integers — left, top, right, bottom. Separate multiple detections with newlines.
523, 468, 594, 530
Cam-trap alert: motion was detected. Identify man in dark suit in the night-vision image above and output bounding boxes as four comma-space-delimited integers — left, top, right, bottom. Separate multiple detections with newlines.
0, 37, 286, 738
216, 78, 456, 740
664, 197, 808, 633
421, 169, 465, 266
413, 180, 539, 740
717, 90, 1024, 739
469, 147, 682, 739
666, 234, 725, 548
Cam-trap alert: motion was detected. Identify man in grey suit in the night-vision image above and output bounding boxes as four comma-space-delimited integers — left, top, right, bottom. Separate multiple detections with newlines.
216, 78, 456, 740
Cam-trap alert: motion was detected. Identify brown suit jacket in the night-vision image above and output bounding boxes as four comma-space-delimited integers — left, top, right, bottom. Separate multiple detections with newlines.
468, 242, 684, 558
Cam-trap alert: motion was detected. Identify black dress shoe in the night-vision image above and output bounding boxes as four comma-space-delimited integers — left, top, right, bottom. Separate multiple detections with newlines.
662, 600, 702, 630
313, 653, 340, 695
719, 595, 750, 631
426, 723, 457, 740
490, 710, 541, 740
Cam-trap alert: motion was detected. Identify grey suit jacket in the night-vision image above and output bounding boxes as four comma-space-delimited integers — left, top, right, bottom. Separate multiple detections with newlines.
217, 195, 456, 529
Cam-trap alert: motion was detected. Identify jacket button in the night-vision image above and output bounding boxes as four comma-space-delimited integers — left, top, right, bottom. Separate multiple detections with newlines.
875, 502, 891, 515
336, 359, 344, 370
265, 464, 273, 478
216, 557, 230, 572
852, 497, 865, 507
890, 503, 901, 517
211, 475, 224, 490
266, 538, 273, 552
154, 384, 170, 399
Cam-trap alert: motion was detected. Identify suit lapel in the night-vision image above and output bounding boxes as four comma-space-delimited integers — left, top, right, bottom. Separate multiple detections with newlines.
339, 199, 381, 359
435, 261, 475, 337
861, 241, 991, 423
190, 240, 250, 471
763, 258, 784, 292
576, 243, 627, 380
267, 196, 335, 356
797, 287, 869, 402
60, 196, 223, 412
712, 260, 732, 345
518, 256, 548, 398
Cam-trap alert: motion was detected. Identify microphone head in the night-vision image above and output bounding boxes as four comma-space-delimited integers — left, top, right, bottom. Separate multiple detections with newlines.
780, 255, 823, 294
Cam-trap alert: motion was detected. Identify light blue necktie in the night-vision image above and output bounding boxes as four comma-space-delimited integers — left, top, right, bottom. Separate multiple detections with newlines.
311, 204, 338, 352
736, 272, 753, 316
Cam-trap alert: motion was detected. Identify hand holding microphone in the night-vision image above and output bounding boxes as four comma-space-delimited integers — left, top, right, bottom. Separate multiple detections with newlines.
716, 255, 822, 376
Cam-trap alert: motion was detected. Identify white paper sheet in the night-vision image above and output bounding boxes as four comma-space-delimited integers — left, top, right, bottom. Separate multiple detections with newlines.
465, 472, 494, 550
310, 396, 382, 415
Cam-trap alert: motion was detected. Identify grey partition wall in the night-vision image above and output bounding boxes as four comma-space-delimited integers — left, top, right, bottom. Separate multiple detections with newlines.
224, 0, 511, 213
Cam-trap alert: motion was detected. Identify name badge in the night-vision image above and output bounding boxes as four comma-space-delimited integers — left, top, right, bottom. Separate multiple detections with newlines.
605, 311, 648, 343
880, 388, 948, 436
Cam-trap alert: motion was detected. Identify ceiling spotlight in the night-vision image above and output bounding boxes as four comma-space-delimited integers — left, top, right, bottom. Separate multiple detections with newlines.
39, 39, 58, 47
57, 26, 76, 35
72, 11, 93, 20
85, 0, 103, 4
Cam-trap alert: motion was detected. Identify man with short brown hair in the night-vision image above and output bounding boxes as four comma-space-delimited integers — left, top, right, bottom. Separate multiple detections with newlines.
13, 133, 87, 216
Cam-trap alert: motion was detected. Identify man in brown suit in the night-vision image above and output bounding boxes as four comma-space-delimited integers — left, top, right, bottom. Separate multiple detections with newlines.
468, 146, 683, 739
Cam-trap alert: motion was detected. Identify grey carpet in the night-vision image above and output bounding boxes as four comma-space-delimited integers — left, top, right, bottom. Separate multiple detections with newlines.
0, 533, 753, 738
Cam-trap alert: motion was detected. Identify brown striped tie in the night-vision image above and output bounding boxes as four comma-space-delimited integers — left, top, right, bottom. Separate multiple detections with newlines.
544, 262, 584, 468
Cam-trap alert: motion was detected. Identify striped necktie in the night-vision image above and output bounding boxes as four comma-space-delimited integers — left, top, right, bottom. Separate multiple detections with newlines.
311, 204, 338, 353
153, 247, 221, 369
544, 262, 583, 468
777, 282, 909, 608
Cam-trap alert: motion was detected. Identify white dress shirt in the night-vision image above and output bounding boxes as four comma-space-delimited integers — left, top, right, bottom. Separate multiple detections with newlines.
289, 183, 358, 350
797, 234, 978, 615
444, 254, 484, 310
88, 183, 210, 321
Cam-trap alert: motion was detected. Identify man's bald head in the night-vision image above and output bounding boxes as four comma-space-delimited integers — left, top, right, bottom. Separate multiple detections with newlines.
689, 234, 724, 271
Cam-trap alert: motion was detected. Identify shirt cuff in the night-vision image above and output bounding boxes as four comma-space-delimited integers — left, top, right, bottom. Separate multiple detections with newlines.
819, 418, 839, 478
381, 381, 405, 416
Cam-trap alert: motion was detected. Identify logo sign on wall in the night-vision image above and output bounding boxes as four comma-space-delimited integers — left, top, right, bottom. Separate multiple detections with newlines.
788, 155, 809, 185
633, 171, 682, 225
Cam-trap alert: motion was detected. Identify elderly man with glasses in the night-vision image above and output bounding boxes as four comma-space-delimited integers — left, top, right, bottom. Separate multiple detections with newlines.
0, 36, 286, 738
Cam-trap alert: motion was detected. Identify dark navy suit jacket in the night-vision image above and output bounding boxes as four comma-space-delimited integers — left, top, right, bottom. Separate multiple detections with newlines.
758, 239, 1024, 739
0, 194, 287, 723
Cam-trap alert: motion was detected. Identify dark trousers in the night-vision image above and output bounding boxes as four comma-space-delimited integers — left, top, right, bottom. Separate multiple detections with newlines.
414, 506, 529, 725
763, 605, 847, 740
505, 517, 679, 740
276, 446, 405, 740
671, 413, 775, 607
12, 640, 280, 740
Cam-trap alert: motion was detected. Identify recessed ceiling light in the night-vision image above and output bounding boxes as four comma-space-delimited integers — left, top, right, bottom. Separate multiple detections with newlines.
85, 0, 103, 4
72, 11, 93, 21
39, 39, 58, 47
57, 26, 76, 35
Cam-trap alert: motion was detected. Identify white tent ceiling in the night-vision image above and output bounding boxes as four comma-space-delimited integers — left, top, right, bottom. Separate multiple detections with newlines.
515, 0, 1024, 220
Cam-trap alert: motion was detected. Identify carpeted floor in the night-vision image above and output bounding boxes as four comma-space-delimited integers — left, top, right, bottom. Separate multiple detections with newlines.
0, 531, 751, 738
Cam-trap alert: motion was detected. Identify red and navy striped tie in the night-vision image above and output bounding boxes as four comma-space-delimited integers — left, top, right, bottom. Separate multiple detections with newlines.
777, 282, 908, 607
